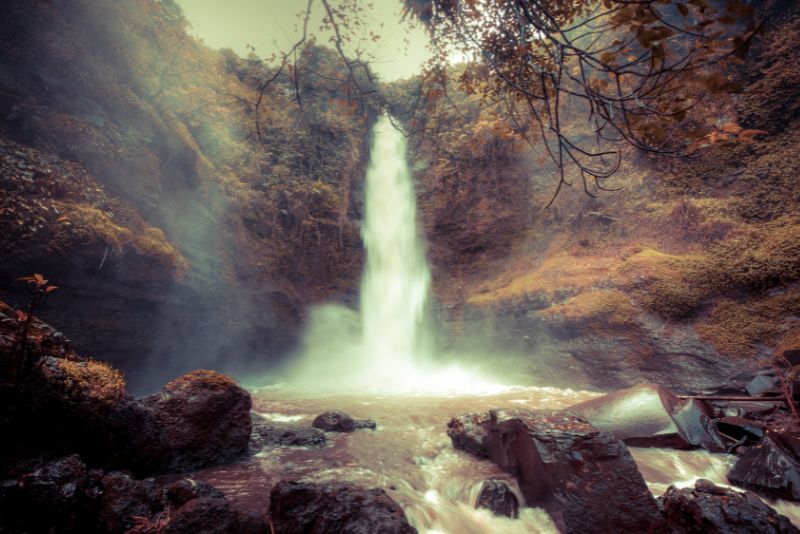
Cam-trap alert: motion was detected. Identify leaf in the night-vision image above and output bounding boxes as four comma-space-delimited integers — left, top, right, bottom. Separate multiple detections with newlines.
677, 3, 689, 16
33, 274, 46, 285
45, 285, 58, 293
15, 310, 28, 322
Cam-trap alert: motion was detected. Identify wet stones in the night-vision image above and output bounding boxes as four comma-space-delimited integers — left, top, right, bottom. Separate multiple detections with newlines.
475, 479, 519, 518
658, 479, 799, 533
312, 410, 376, 432
268, 480, 417, 534
446, 412, 491, 458
164, 497, 266, 534
569, 383, 725, 451
251, 413, 326, 448
450, 409, 665, 533
728, 430, 800, 501
142, 370, 252, 472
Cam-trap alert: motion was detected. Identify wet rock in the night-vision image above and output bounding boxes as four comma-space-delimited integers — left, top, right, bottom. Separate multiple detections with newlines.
568, 384, 687, 448
98, 471, 165, 533
670, 398, 726, 452
251, 414, 326, 448
459, 409, 665, 533
0, 454, 98, 532
143, 370, 252, 472
311, 410, 375, 432
658, 479, 798, 533
269, 480, 417, 534
475, 479, 519, 518
164, 478, 225, 506
354, 418, 377, 430
712, 400, 776, 419
714, 417, 765, 445
446, 412, 490, 458
164, 497, 266, 534
728, 431, 800, 501
569, 383, 725, 451
746, 372, 783, 397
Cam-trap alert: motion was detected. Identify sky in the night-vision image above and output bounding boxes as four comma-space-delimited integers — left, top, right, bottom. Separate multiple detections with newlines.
174, 0, 431, 81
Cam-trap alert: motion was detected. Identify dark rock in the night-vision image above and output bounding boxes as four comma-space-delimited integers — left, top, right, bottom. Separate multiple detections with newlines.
142, 370, 252, 472
164, 497, 266, 534
670, 398, 726, 452
454, 409, 665, 533
251, 413, 326, 448
269, 480, 417, 534
446, 413, 490, 458
98, 471, 165, 533
784, 349, 800, 366
569, 383, 725, 451
0, 454, 99, 532
354, 418, 377, 430
312, 410, 375, 433
164, 478, 225, 506
475, 479, 519, 518
658, 478, 798, 533
747, 373, 783, 397
714, 417, 765, 445
729, 431, 800, 501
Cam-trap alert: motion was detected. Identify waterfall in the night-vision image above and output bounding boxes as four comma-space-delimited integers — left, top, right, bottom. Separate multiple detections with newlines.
360, 114, 433, 380
285, 114, 502, 394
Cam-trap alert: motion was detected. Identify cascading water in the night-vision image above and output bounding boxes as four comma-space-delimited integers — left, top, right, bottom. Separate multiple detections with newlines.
286, 114, 498, 393
359, 114, 433, 381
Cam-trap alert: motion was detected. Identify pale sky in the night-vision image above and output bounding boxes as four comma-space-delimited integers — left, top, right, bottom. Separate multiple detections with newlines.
174, 0, 431, 81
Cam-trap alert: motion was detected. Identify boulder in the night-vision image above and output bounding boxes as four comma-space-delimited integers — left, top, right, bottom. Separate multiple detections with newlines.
658, 479, 798, 533
98, 471, 165, 533
569, 383, 724, 451
268, 480, 417, 533
164, 497, 266, 534
311, 410, 376, 433
446, 412, 490, 458
0, 454, 99, 532
251, 413, 326, 448
728, 431, 800, 501
452, 409, 665, 533
164, 478, 225, 506
142, 370, 252, 472
475, 479, 518, 518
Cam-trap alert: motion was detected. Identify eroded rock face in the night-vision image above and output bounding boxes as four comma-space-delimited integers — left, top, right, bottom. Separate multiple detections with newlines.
312, 410, 376, 433
269, 480, 417, 534
475, 479, 519, 519
569, 383, 725, 451
450, 409, 665, 533
142, 370, 252, 472
728, 431, 800, 501
658, 479, 799, 533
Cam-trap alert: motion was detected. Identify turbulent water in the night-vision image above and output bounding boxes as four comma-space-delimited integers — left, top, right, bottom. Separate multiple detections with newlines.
228, 114, 800, 531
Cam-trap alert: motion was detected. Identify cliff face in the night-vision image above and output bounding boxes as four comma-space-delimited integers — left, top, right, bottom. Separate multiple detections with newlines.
421, 2, 800, 392
0, 0, 371, 391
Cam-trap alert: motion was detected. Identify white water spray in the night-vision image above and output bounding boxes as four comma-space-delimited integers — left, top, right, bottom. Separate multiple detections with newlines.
360, 114, 433, 380
285, 114, 505, 394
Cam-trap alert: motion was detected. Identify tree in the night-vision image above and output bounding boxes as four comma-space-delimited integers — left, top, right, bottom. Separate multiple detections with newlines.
400, 0, 762, 204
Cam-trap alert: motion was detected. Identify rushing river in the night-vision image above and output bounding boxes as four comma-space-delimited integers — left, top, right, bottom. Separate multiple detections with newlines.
187, 386, 800, 532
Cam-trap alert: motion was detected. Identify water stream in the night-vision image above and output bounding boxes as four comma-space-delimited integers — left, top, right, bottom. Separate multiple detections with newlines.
204, 115, 800, 531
